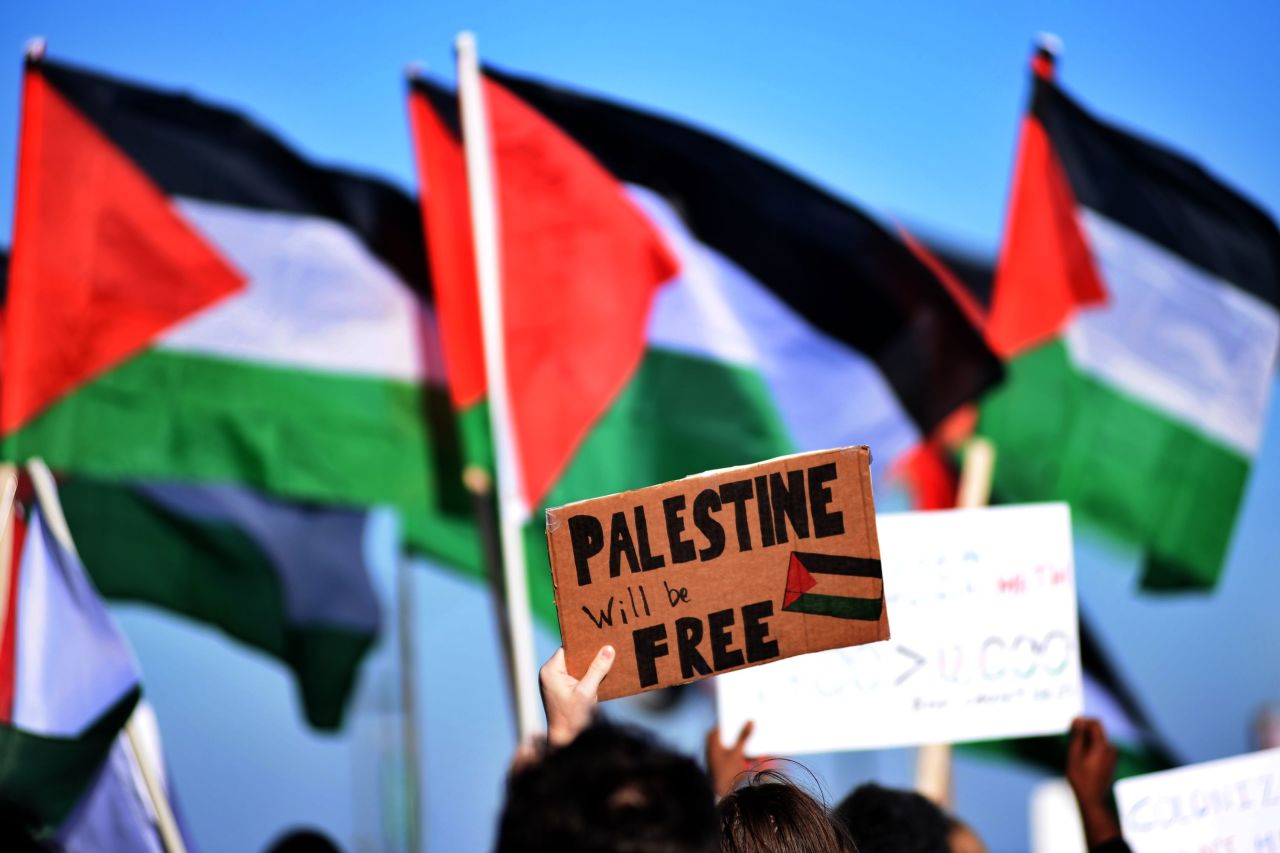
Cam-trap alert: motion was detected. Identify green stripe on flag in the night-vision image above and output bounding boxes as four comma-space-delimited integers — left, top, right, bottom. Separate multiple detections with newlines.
0, 687, 141, 834
3, 347, 428, 506
1, 347, 482, 569
782, 592, 883, 621
979, 341, 1249, 589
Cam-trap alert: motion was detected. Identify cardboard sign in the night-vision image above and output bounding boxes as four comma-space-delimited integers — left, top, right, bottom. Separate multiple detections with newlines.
716, 503, 1082, 754
1115, 748, 1280, 852
545, 447, 888, 700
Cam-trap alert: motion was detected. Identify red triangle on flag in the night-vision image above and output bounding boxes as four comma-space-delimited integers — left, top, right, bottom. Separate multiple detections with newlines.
985, 114, 1106, 358
2, 68, 244, 433
783, 552, 819, 609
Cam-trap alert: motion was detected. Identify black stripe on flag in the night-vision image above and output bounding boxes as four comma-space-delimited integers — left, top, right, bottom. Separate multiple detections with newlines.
486, 67, 1003, 436
33, 56, 431, 298
792, 551, 883, 579
1031, 75, 1280, 309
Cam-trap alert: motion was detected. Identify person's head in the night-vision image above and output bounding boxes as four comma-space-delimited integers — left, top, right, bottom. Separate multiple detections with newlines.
263, 828, 342, 853
716, 769, 853, 853
832, 783, 954, 853
496, 722, 716, 853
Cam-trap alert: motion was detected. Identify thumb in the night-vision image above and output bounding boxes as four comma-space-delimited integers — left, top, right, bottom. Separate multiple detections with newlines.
577, 644, 616, 696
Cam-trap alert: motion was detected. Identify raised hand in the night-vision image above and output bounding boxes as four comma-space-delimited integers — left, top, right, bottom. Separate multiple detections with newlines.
539, 645, 615, 748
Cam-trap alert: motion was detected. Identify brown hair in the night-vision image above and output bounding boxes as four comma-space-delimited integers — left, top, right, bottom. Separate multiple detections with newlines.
716, 769, 854, 852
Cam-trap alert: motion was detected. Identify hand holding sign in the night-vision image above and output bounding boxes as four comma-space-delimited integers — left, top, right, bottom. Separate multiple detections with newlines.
539, 645, 615, 747
1067, 717, 1122, 849
1065, 717, 1125, 850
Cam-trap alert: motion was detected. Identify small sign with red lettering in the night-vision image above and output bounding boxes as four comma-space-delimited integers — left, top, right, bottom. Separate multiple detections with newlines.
544, 446, 888, 700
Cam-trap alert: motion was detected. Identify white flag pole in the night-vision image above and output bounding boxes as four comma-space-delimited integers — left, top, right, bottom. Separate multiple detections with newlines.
454, 31, 543, 743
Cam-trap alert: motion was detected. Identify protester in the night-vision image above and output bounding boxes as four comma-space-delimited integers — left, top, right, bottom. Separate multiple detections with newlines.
717, 768, 854, 853
1066, 717, 1131, 853
497, 722, 717, 852
496, 645, 717, 852
263, 828, 342, 852
833, 783, 958, 852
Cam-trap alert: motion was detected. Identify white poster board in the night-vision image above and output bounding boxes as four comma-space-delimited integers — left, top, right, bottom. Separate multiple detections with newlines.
1115, 748, 1280, 852
715, 503, 1082, 754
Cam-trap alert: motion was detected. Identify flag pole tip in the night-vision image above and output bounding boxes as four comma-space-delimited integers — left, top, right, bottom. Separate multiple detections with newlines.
1033, 33, 1063, 60
455, 31, 477, 54
24, 37, 46, 62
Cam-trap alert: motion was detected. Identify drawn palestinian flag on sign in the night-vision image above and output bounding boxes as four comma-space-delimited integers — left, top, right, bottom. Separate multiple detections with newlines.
980, 50, 1280, 590
782, 552, 884, 621
409, 71, 1001, 626
2, 55, 476, 569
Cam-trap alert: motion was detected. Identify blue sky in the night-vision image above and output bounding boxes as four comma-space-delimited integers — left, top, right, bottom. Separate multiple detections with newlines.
3, 2, 1279, 851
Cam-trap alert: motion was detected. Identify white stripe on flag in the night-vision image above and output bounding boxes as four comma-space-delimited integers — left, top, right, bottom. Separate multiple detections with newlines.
631, 184, 921, 480
13, 509, 139, 737
159, 198, 443, 383
1067, 209, 1280, 455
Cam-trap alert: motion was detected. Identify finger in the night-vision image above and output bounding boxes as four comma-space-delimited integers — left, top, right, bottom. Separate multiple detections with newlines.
706, 726, 722, 751
1083, 719, 1105, 753
541, 647, 566, 680
1068, 718, 1087, 758
734, 720, 755, 752
576, 644, 616, 696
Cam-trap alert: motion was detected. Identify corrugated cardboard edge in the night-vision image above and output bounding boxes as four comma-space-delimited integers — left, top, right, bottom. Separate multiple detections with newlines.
543, 445, 872, 516
858, 448, 891, 643
545, 514, 569, 655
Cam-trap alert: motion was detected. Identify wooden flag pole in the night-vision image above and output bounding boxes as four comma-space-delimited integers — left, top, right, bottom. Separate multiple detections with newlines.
25, 460, 187, 853
454, 31, 543, 743
914, 437, 995, 808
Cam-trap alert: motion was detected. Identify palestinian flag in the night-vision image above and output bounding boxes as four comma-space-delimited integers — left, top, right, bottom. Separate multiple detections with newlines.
0, 241, 381, 734
0, 471, 141, 834
2, 54, 477, 568
408, 71, 1002, 626
980, 49, 1280, 590
60, 477, 381, 731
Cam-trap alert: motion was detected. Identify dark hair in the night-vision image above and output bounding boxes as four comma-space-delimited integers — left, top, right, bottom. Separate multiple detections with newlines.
717, 769, 853, 853
263, 828, 343, 853
831, 783, 952, 853
496, 723, 716, 853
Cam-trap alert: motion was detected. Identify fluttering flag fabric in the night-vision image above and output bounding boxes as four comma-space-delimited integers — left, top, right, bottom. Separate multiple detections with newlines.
409, 75, 679, 507
409, 71, 1002, 625
979, 50, 1280, 590
0, 484, 141, 833
59, 478, 381, 731
2, 55, 477, 569
58, 703, 198, 853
